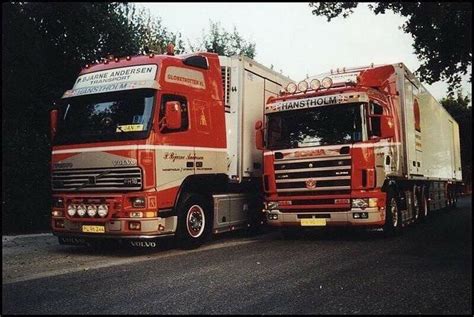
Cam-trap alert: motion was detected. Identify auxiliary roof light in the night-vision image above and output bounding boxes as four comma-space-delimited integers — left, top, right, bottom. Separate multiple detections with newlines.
286, 82, 297, 94
321, 77, 333, 89
310, 79, 321, 90
297, 81, 309, 93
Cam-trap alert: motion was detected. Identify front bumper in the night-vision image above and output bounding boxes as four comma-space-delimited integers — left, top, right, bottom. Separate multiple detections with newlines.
52, 216, 178, 239
264, 207, 385, 227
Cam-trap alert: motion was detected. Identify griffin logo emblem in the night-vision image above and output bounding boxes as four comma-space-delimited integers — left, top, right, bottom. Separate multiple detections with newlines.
305, 179, 317, 189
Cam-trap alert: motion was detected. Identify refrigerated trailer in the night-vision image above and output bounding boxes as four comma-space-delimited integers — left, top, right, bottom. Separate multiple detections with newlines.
50, 50, 291, 248
259, 63, 462, 235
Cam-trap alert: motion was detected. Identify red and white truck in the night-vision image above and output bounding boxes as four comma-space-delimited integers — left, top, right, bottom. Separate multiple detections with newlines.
50, 49, 291, 248
257, 63, 463, 235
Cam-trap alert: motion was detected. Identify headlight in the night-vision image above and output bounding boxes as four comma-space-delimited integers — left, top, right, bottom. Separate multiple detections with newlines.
67, 204, 77, 216
97, 204, 109, 218
352, 198, 368, 209
76, 204, 87, 217
267, 201, 279, 210
131, 197, 146, 208
87, 205, 98, 217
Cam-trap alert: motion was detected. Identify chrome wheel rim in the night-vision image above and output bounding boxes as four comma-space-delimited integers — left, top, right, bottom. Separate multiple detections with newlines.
390, 198, 398, 228
186, 205, 205, 238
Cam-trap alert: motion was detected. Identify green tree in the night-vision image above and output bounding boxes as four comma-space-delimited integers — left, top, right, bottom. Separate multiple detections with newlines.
440, 91, 472, 190
2, 2, 179, 233
190, 21, 256, 58
308, 2, 472, 94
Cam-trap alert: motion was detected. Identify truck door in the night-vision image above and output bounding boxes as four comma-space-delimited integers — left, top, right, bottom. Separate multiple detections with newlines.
155, 93, 195, 203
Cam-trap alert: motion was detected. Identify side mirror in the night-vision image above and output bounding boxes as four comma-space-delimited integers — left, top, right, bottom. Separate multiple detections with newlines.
163, 101, 182, 130
255, 120, 264, 150
50, 109, 58, 141
380, 115, 395, 139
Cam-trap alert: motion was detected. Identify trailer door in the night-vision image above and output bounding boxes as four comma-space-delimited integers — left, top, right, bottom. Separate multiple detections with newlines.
403, 78, 423, 176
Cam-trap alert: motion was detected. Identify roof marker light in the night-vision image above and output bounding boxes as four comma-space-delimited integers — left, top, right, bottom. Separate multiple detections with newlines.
310, 79, 321, 90
149, 53, 154, 58
298, 81, 308, 93
114, 57, 119, 62
126, 56, 131, 61
322, 77, 333, 89
286, 82, 297, 94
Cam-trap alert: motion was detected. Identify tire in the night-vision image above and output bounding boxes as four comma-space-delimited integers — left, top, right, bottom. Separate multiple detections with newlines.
175, 193, 212, 249
383, 189, 401, 236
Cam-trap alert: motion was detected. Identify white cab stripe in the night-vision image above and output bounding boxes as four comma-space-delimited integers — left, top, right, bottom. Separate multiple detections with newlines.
52, 145, 227, 154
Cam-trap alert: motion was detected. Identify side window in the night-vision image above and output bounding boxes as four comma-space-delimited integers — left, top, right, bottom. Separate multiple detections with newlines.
159, 94, 189, 133
369, 102, 383, 138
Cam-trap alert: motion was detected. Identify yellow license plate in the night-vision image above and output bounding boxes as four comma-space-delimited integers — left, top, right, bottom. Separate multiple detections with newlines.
82, 225, 105, 233
301, 219, 327, 226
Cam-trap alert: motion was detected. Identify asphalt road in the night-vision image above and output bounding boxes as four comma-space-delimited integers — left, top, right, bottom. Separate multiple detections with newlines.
2, 196, 472, 315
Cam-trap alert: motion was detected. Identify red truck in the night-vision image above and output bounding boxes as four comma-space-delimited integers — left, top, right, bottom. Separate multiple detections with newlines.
257, 63, 463, 236
49, 48, 291, 248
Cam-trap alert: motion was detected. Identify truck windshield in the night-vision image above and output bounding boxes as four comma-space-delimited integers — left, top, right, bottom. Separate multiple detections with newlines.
266, 103, 363, 150
54, 89, 155, 145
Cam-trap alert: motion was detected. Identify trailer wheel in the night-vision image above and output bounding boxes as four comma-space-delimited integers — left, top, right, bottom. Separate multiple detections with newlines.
418, 187, 429, 222
383, 189, 401, 236
176, 193, 212, 249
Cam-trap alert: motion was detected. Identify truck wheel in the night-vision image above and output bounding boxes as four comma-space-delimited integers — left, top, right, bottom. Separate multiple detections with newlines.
418, 187, 429, 222
383, 190, 401, 236
176, 193, 212, 249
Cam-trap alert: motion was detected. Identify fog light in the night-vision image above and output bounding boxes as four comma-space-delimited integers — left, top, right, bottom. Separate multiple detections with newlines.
158, 224, 165, 231
55, 219, 65, 228
76, 204, 87, 217
130, 211, 143, 218
129, 221, 141, 230
87, 205, 98, 217
361, 212, 369, 219
268, 213, 279, 220
131, 197, 146, 208
52, 210, 63, 217
353, 213, 361, 219
67, 204, 77, 217
97, 204, 109, 218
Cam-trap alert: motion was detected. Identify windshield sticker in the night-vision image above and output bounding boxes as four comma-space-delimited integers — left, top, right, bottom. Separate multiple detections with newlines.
116, 124, 144, 132
73, 65, 158, 89
266, 92, 369, 113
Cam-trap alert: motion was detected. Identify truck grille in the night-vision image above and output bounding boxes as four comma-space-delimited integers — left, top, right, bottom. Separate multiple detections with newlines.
52, 167, 142, 192
274, 155, 351, 212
